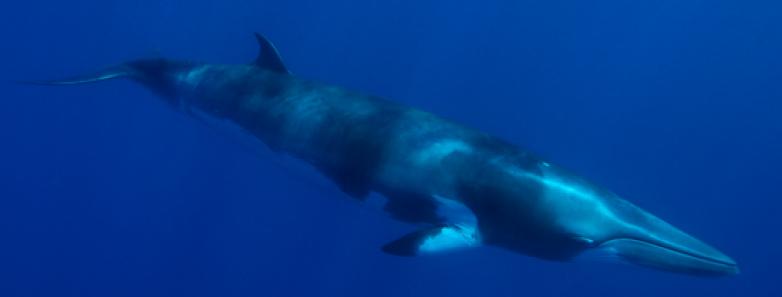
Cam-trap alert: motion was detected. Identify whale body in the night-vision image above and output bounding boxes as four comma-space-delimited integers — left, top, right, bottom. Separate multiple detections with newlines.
29, 34, 738, 276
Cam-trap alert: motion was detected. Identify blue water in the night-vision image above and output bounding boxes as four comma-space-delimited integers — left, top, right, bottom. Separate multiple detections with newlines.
1, 1, 779, 296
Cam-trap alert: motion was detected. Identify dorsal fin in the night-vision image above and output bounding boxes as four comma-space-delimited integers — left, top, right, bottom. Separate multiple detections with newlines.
253, 33, 289, 74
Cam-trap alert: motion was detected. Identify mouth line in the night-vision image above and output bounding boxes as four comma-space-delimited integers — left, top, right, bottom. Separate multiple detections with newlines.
602, 237, 737, 269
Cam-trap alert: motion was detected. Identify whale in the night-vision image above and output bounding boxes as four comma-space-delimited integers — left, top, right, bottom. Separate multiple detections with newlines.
27, 33, 738, 276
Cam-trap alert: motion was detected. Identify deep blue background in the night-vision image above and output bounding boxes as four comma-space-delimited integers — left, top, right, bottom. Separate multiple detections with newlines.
1, 1, 779, 296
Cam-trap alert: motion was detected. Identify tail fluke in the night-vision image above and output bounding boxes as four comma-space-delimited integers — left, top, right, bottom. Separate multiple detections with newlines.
18, 64, 132, 86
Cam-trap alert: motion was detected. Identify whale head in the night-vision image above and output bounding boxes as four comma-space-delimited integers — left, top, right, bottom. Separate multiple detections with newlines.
567, 192, 739, 276
507, 163, 740, 277
583, 200, 739, 276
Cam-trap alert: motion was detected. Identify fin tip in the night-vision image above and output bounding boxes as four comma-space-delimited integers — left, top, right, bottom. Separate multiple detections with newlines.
252, 33, 290, 74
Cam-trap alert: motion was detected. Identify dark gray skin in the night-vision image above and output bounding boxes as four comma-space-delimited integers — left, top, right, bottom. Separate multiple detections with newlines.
31, 34, 738, 276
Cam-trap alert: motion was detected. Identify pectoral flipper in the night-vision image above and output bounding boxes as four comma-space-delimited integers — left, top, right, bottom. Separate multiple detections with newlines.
382, 195, 481, 256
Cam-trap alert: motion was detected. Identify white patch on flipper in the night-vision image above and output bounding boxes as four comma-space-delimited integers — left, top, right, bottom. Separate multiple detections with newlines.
416, 195, 481, 254
419, 225, 481, 254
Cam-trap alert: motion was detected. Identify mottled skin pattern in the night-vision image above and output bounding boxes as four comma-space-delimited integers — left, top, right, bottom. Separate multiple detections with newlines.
169, 63, 580, 257
37, 43, 737, 276
141, 60, 731, 268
